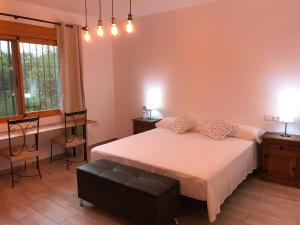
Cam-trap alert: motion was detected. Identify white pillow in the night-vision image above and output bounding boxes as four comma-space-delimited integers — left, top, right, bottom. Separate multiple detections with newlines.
200, 120, 238, 141
155, 117, 176, 129
230, 123, 265, 143
169, 114, 197, 134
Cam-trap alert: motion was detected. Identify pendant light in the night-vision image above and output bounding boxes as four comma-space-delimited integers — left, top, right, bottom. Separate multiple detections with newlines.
97, 0, 104, 37
111, 0, 119, 36
82, 0, 91, 42
126, 0, 134, 33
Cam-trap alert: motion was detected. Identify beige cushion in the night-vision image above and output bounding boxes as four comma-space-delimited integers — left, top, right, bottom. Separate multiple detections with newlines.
169, 114, 197, 134
200, 120, 238, 141
51, 135, 86, 148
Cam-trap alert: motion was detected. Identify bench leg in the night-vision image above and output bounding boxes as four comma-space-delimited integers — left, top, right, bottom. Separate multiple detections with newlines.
174, 217, 179, 225
79, 199, 84, 207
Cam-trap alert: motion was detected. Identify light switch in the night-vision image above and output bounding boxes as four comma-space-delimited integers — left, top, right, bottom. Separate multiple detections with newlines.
264, 115, 280, 122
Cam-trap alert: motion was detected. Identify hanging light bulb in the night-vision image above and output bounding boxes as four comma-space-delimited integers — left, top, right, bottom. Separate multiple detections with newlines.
97, 0, 104, 37
126, 15, 133, 33
84, 28, 91, 41
111, 17, 119, 36
82, 0, 91, 42
111, 0, 119, 36
126, 0, 134, 33
97, 21, 104, 37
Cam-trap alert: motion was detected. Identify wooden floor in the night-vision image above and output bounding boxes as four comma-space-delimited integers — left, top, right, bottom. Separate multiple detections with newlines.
0, 154, 300, 225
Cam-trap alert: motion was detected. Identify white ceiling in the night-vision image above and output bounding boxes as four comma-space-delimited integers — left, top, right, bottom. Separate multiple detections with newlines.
15, 0, 220, 18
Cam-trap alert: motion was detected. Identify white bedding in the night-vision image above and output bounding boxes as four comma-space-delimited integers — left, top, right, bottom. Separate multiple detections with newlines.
91, 128, 257, 223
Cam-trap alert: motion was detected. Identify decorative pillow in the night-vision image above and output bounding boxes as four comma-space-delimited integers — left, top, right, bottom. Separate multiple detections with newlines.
229, 123, 265, 143
169, 114, 197, 134
155, 117, 176, 129
200, 120, 238, 141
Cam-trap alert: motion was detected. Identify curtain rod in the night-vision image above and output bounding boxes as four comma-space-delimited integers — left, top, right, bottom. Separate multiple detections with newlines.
0, 12, 73, 28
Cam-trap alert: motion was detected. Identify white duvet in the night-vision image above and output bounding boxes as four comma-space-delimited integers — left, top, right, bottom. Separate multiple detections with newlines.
91, 128, 257, 223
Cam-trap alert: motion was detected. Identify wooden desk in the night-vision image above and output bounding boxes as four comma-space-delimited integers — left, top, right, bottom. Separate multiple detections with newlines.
0, 120, 97, 160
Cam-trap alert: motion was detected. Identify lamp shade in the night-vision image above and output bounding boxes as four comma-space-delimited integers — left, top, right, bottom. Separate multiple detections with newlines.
279, 114, 295, 123
278, 89, 300, 123
145, 87, 162, 110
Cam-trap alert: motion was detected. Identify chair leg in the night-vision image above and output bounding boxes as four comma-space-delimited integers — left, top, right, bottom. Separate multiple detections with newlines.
66, 148, 69, 170
10, 162, 14, 188
36, 156, 42, 179
72, 147, 76, 157
50, 143, 53, 164
24, 160, 27, 172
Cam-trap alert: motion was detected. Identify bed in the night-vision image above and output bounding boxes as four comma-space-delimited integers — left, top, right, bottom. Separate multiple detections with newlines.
91, 128, 257, 223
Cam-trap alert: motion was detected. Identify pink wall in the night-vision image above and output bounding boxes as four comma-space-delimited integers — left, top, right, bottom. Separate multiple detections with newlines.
113, 0, 300, 137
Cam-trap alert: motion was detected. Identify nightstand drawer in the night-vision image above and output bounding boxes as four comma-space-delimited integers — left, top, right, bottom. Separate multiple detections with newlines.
265, 142, 300, 152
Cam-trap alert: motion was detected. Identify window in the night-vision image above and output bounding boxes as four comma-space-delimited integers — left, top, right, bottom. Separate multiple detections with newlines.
19, 42, 60, 112
0, 40, 17, 117
0, 20, 61, 121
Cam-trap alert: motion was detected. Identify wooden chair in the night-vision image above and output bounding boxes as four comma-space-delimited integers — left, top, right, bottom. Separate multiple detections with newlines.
0, 117, 41, 188
50, 110, 87, 169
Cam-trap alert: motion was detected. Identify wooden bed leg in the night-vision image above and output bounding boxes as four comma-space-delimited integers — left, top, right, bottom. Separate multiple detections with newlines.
173, 217, 179, 224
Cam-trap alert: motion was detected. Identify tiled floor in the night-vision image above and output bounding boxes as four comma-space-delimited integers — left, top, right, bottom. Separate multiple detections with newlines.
0, 154, 300, 225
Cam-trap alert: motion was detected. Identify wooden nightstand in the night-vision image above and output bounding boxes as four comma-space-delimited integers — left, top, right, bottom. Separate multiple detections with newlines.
262, 132, 300, 187
132, 118, 161, 134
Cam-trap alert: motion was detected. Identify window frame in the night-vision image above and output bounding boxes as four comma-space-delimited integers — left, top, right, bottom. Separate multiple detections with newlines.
0, 21, 62, 123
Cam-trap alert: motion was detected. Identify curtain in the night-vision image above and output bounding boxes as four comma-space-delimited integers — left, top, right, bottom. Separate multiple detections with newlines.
56, 23, 86, 112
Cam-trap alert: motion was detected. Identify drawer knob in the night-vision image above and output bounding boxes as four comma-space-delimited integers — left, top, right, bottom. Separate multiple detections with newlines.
280, 145, 283, 150
292, 167, 296, 172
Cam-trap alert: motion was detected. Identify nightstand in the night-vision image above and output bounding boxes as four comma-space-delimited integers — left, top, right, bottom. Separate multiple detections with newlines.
132, 118, 161, 134
262, 132, 300, 187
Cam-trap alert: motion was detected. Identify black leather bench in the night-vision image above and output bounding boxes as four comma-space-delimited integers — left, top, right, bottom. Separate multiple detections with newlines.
77, 159, 180, 225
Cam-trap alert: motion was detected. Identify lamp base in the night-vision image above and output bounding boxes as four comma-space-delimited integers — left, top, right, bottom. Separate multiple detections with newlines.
280, 123, 291, 138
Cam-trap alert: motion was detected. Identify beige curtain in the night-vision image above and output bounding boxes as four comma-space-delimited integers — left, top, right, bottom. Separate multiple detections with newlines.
56, 23, 86, 112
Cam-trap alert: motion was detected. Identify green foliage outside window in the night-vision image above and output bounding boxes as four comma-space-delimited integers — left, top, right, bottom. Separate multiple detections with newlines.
0, 40, 61, 118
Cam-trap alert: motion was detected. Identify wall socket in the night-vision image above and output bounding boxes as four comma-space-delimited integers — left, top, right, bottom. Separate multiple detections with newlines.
264, 115, 280, 122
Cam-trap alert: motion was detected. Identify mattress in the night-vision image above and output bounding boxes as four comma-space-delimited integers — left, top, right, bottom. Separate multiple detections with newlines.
91, 128, 257, 222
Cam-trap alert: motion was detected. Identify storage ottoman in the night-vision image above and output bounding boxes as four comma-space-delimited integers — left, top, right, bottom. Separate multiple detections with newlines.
77, 159, 180, 225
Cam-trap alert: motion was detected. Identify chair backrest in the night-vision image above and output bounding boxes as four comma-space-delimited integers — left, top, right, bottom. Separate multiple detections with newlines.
7, 117, 40, 157
64, 109, 87, 144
